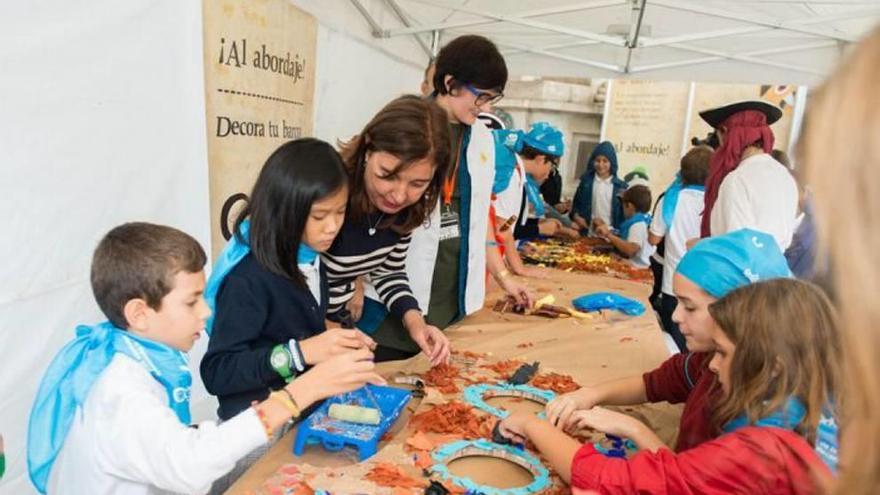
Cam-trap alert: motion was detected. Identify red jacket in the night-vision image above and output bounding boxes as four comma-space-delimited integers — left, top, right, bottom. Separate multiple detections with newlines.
643, 352, 718, 451
571, 426, 829, 494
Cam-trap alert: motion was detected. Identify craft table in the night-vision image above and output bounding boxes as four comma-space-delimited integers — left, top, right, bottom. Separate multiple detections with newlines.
227, 268, 681, 494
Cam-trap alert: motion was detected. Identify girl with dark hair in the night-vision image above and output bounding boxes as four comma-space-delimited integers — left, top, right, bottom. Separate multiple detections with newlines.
199, 138, 377, 489
324, 95, 453, 365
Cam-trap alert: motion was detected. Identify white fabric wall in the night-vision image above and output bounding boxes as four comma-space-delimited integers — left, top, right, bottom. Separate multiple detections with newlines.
0, 1, 423, 493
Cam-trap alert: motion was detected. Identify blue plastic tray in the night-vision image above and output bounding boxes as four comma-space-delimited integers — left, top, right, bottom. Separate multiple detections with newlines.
293, 384, 411, 461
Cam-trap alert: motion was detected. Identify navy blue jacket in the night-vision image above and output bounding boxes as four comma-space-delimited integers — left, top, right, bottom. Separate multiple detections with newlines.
200, 254, 328, 420
570, 141, 627, 228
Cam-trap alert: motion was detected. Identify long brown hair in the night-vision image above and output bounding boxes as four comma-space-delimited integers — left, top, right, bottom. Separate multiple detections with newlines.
339, 95, 450, 233
708, 279, 841, 445
799, 24, 880, 493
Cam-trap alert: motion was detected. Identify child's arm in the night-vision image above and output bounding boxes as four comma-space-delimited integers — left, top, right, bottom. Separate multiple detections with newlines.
596, 225, 640, 258
498, 413, 584, 483
566, 407, 667, 452
496, 215, 545, 278
545, 376, 648, 428
486, 220, 535, 307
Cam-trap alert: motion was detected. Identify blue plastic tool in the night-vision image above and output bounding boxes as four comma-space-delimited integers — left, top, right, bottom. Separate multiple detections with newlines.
293, 384, 411, 461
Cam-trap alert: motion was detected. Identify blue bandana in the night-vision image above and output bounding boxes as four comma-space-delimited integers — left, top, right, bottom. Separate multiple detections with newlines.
618, 212, 652, 239
661, 173, 705, 228
27, 322, 191, 493
676, 229, 792, 298
204, 220, 317, 335
724, 397, 839, 472
524, 174, 546, 217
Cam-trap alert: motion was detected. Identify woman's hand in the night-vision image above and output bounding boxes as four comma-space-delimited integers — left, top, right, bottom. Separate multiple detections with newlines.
346, 276, 366, 321
299, 328, 376, 365
409, 324, 451, 366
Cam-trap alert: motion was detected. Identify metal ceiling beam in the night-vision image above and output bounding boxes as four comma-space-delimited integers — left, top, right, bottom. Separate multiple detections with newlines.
388, 0, 627, 46
383, 0, 626, 37
349, 0, 383, 36
642, 8, 879, 47
632, 41, 831, 75
624, 0, 648, 73
494, 40, 624, 73
649, 0, 858, 43
383, 0, 432, 57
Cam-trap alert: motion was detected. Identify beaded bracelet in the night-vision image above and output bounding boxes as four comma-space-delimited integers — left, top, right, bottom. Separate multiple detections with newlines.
254, 405, 274, 440
269, 390, 300, 418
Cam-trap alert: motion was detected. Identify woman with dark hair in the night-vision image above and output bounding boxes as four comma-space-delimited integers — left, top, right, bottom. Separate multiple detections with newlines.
323, 95, 453, 365
366, 35, 533, 362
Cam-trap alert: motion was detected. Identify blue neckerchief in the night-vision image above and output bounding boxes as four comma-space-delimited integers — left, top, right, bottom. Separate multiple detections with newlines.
27, 322, 191, 493
618, 212, 651, 239
204, 219, 317, 335
724, 397, 839, 472
661, 173, 705, 228
524, 174, 545, 217
492, 130, 524, 194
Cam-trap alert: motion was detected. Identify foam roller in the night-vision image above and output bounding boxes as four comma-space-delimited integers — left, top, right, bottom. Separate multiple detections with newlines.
328, 404, 381, 425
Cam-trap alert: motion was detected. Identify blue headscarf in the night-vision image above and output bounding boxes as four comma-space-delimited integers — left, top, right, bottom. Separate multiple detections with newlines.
204, 220, 317, 336
724, 397, 839, 472
493, 123, 565, 217
661, 173, 705, 228
28, 322, 191, 493
676, 229, 792, 298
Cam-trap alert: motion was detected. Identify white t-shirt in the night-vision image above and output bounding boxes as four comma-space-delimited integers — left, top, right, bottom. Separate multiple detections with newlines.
650, 189, 705, 294
48, 354, 266, 495
494, 157, 525, 224
591, 175, 614, 226
299, 256, 322, 305
710, 153, 799, 250
626, 222, 655, 268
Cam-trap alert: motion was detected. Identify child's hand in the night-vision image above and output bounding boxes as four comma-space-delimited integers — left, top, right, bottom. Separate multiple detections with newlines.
500, 276, 535, 308
538, 219, 561, 236
565, 407, 645, 439
289, 347, 386, 408
545, 387, 601, 428
497, 411, 537, 444
299, 328, 376, 365
409, 324, 451, 366
595, 224, 611, 238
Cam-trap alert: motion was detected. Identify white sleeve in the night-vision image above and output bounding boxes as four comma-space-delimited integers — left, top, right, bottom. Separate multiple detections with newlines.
96, 368, 267, 494
649, 197, 667, 237
627, 222, 649, 245
494, 183, 523, 220
715, 174, 756, 234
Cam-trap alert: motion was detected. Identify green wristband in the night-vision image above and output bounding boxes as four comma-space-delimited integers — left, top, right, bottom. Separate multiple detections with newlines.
269, 344, 294, 382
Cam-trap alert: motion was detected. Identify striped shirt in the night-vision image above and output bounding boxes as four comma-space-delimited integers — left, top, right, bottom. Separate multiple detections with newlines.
322, 213, 420, 321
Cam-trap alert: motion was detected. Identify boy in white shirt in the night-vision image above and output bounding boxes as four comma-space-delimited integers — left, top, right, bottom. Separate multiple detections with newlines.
595, 185, 655, 268
27, 222, 382, 495
648, 146, 711, 351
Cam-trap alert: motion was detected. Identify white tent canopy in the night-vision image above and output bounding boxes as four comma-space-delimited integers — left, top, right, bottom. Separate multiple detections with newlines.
351, 0, 880, 86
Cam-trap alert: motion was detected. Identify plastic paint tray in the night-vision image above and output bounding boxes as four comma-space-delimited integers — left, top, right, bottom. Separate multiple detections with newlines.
293, 384, 411, 461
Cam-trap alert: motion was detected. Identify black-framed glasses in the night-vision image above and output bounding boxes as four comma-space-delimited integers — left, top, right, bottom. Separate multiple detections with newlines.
464, 83, 504, 106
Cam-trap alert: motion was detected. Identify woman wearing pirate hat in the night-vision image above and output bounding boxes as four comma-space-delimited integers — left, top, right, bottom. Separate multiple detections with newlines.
699, 100, 799, 251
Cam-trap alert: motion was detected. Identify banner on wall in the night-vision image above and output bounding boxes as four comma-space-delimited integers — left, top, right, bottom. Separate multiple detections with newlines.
202, 0, 317, 257
602, 79, 691, 196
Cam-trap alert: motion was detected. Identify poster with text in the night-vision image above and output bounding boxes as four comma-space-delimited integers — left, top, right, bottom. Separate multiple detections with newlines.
203, 0, 316, 257
602, 80, 691, 197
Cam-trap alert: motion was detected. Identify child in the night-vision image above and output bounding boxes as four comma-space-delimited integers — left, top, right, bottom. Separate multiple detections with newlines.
27, 222, 382, 494
545, 229, 792, 452
648, 146, 711, 351
570, 141, 627, 232
594, 184, 655, 268
499, 278, 839, 493
200, 139, 377, 490
492, 121, 566, 277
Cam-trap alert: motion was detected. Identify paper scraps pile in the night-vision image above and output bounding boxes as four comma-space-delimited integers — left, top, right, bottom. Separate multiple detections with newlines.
423, 363, 462, 394
520, 237, 653, 283
364, 463, 427, 490
531, 372, 581, 394
409, 401, 494, 439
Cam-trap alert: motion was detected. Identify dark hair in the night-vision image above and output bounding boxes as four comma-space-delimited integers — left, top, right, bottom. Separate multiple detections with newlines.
339, 95, 450, 233
91, 222, 207, 329
433, 35, 508, 95
771, 149, 791, 168
680, 146, 712, 186
622, 185, 652, 213
235, 138, 347, 287
519, 144, 558, 166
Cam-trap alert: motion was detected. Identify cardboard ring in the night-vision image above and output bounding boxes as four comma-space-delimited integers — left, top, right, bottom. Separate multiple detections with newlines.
463, 383, 556, 419
431, 439, 551, 495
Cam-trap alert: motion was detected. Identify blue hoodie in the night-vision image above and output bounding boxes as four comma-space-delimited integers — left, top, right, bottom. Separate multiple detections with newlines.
570, 141, 627, 228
